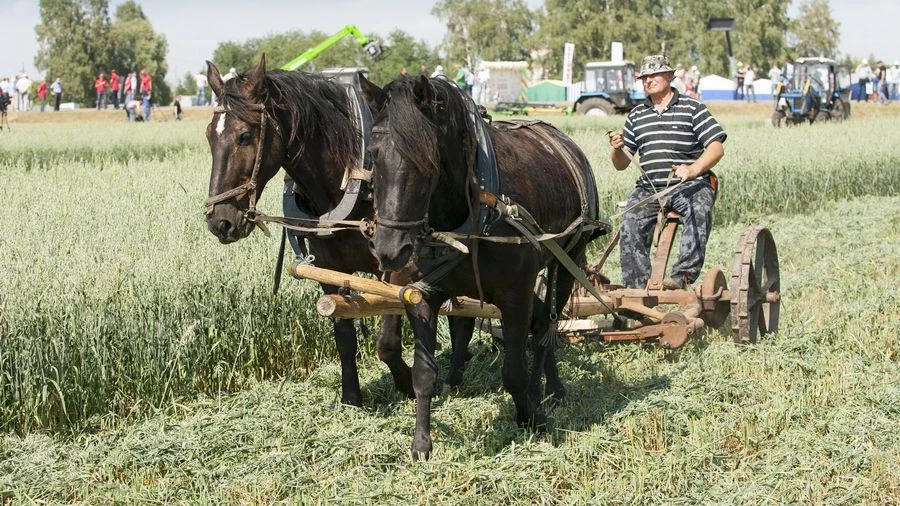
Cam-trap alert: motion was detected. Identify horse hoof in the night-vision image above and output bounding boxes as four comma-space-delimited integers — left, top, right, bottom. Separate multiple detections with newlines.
341, 395, 363, 408
411, 438, 433, 461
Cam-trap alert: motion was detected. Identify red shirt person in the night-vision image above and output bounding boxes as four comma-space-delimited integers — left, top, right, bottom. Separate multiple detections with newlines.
109, 69, 120, 109
139, 68, 153, 121
94, 72, 109, 110
37, 79, 48, 112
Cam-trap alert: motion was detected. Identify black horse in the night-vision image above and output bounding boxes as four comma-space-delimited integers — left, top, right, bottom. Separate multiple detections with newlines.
363, 75, 602, 459
203, 57, 478, 406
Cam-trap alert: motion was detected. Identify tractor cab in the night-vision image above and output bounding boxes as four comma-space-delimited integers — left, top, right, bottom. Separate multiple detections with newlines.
772, 57, 850, 126
575, 61, 646, 116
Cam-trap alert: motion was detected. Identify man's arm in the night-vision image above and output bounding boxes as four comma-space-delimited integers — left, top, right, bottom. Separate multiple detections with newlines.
672, 140, 724, 180
608, 130, 633, 171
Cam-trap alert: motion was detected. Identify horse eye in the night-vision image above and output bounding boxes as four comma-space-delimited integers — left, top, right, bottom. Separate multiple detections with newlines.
237, 131, 253, 145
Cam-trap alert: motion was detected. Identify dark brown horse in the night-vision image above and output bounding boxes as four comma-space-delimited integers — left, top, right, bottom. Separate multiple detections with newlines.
203, 57, 478, 406
363, 75, 602, 459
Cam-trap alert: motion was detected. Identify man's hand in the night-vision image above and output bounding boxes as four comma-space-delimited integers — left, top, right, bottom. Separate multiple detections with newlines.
608, 130, 631, 171
672, 163, 698, 181
608, 130, 625, 150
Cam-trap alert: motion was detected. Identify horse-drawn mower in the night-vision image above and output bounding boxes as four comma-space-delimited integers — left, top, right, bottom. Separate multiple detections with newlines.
288, 212, 780, 350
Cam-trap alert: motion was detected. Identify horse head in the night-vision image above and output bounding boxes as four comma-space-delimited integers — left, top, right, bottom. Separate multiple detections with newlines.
365, 75, 472, 272
204, 56, 286, 244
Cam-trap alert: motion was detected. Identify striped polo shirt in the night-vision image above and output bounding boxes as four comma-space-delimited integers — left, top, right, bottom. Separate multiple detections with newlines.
622, 88, 726, 189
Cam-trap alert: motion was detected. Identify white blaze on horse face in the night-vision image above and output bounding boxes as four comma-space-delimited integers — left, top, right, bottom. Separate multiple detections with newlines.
215, 112, 226, 136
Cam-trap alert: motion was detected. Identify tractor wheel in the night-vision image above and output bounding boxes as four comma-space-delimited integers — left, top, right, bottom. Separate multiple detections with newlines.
815, 110, 830, 123
832, 98, 849, 120
730, 226, 780, 345
771, 110, 785, 127
578, 98, 616, 116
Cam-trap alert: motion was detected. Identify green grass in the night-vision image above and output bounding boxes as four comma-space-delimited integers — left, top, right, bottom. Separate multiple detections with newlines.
1, 196, 897, 503
0, 115, 898, 503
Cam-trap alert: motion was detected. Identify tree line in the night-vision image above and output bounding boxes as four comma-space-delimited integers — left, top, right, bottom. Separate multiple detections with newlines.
35, 0, 841, 106
35, 0, 169, 108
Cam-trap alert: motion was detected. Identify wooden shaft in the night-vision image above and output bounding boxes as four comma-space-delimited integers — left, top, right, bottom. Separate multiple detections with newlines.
317, 293, 501, 319
290, 262, 422, 304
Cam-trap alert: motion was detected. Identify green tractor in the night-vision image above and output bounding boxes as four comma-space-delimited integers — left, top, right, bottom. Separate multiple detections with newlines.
772, 57, 851, 127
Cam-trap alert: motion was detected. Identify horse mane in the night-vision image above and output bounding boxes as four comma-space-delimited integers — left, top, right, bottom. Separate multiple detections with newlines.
221, 69, 359, 167
383, 76, 471, 176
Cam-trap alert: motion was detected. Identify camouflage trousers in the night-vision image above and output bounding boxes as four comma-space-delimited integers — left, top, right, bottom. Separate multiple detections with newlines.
619, 179, 715, 288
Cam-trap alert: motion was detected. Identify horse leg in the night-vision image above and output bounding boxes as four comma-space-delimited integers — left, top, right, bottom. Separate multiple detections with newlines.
321, 284, 362, 406
406, 297, 444, 461
331, 317, 362, 407
445, 315, 475, 390
376, 314, 414, 399
497, 291, 547, 431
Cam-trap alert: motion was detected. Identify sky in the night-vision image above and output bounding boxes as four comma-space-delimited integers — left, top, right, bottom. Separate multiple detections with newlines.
2, 0, 898, 83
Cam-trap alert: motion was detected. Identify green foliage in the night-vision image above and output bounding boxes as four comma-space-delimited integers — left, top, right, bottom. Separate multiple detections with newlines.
431, 0, 534, 64
34, 0, 170, 107
0, 187, 898, 501
1, 114, 899, 437
174, 71, 197, 98
107, 1, 171, 104
534, 0, 790, 79
209, 29, 440, 86
789, 0, 841, 59
366, 30, 441, 84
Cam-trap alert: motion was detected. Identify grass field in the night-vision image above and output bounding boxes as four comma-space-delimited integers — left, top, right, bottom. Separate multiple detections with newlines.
0, 104, 898, 503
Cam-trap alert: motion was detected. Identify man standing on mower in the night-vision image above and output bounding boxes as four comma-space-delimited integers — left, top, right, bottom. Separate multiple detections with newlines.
608, 54, 727, 290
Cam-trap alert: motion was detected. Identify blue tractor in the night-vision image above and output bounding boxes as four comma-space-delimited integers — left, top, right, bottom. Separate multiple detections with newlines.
574, 61, 646, 116
772, 57, 851, 126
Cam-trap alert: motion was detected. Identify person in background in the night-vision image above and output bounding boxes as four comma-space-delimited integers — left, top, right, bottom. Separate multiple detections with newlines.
11, 75, 19, 111
430, 65, 445, 79
110, 69, 120, 109
734, 62, 745, 100
854, 59, 871, 102
875, 61, 889, 104
122, 72, 137, 121
744, 65, 756, 102
15, 73, 32, 112
608, 54, 726, 290
454, 63, 471, 95
139, 68, 152, 121
195, 69, 208, 106
51, 78, 63, 111
125, 98, 142, 121
672, 63, 686, 94
94, 72, 108, 110
173, 96, 183, 120
767, 63, 782, 95
890, 61, 900, 100
37, 78, 47, 112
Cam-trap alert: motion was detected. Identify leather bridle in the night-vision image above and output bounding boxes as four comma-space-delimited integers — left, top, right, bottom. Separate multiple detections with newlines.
204, 103, 282, 221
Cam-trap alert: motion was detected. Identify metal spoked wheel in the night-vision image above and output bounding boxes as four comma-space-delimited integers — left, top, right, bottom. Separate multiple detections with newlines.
730, 226, 780, 344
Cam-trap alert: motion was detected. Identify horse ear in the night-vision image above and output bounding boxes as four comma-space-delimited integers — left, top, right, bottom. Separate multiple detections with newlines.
412, 74, 433, 110
207, 61, 224, 98
359, 72, 385, 111
247, 54, 268, 96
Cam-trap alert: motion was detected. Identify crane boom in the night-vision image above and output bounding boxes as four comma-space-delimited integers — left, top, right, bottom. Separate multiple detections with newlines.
281, 25, 382, 71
